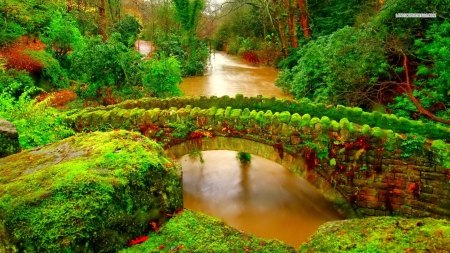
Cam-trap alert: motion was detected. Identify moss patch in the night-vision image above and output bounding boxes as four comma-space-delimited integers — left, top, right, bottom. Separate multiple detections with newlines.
0, 130, 182, 253
300, 217, 450, 252
120, 209, 296, 253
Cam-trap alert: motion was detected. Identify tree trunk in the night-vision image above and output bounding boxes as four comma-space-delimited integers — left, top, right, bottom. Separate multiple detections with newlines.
273, 0, 289, 56
99, 0, 107, 41
297, 0, 310, 38
402, 53, 450, 125
288, 0, 298, 48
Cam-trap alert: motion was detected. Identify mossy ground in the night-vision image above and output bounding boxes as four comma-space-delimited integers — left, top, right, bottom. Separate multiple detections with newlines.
300, 217, 450, 252
120, 209, 296, 253
0, 130, 182, 252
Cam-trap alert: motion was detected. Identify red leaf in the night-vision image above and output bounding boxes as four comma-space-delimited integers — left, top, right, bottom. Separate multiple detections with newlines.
129, 236, 149, 246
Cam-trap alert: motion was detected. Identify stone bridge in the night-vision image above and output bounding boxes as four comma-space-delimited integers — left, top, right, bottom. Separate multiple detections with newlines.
66, 95, 450, 219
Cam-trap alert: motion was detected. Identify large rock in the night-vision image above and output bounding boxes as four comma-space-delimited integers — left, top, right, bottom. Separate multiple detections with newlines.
0, 130, 182, 253
0, 118, 19, 158
120, 209, 297, 253
300, 216, 450, 252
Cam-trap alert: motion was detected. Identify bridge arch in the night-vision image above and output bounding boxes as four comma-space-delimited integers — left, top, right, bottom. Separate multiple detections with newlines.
165, 136, 359, 219
66, 95, 450, 219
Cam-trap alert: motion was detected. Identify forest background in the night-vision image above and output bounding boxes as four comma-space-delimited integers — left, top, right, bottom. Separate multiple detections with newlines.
0, 0, 449, 149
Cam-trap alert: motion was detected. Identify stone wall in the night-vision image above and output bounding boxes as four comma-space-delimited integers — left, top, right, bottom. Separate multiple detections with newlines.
66, 95, 450, 141
65, 102, 450, 219
0, 118, 20, 158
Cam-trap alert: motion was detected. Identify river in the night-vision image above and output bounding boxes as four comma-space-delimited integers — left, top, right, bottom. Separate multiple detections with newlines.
181, 151, 342, 248
179, 52, 292, 99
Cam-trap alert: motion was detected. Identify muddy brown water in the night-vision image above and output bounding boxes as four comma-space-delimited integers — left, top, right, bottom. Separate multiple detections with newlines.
180, 150, 342, 248
179, 52, 292, 99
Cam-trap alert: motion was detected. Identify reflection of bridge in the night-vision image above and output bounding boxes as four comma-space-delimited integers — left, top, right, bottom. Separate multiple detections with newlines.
135, 40, 153, 59
66, 95, 450, 220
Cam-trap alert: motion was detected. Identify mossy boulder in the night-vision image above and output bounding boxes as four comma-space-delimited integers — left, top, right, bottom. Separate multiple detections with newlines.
0, 118, 19, 158
120, 209, 296, 253
300, 217, 450, 252
0, 130, 182, 253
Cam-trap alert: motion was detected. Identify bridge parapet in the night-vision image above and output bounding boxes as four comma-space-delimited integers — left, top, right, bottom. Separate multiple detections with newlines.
66, 99, 450, 220
67, 94, 450, 141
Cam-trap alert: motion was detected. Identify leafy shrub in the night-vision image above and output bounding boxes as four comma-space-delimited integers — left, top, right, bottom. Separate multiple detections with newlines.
275, 26, 389, 107
26, 51, 69, 88
141, 53, 183, 98
237, 151, 251, 163
109, 14, 143, 48
0, 84, 74, 150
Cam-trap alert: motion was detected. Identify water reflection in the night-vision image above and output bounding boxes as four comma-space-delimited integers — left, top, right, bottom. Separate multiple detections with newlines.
181, 150, 341, 248
179, 52, 292, 99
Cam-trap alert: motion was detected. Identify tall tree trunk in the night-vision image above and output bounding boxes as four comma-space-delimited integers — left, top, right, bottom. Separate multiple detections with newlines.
297, 0, 310, 38
99, 0, 107, 41
273, 0, 288, 56
288, 0, 298, 48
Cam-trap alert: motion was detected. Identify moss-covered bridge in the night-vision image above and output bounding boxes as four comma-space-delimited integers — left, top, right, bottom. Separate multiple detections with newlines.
66, 95, 450, 219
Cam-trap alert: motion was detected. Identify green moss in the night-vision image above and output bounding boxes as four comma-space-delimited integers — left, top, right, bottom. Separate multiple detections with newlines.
241, 108, 251, 122
215, 108, 226, 121
372, 127, 387, 138
263, 110, 273, 125
225, 106, 232, 119
339, 118, 350, 129
189, 107, 201, 118
0, 131, 182, 253
361, 124, 371, 136
309, 117, 321, 126
120, 210, 295, 253
249, 110, 258, 122
300, 217, 450, 253
207, 107, 217, 117
331, 120, 340, 131
320, 116, 331, 129
291, 113, 301, 127
280, 111, 291, 124
301, 114, 311, 127
230, 109, 242, 119
256, 111, 265, 125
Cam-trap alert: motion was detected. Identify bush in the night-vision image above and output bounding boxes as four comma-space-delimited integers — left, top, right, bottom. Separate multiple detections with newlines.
0, 83, 74, 150
141, 53, 183, 98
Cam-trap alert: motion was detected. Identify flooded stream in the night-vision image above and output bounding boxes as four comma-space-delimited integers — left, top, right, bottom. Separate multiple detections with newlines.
180, 52, 292, 99
180, 150, 342, 248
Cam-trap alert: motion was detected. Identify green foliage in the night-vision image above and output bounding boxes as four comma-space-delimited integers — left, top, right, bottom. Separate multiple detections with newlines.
0, 86, 74, 150
237, 151, 251, 163
26, 50, 69, 88
0, 0, 65, 45
0, 68, 35, 99
168, 121, 194, 139
305, 140, 329, 160
40, 10, 84, 62
0, 131, 182, 252
400, 134, 425, 158
120, 210, 295, 252
276, 26, 388, 106
188, 150, 204, 163
110, 14, 143, 48
389, 21, 450, 124
141, 53, 183, 98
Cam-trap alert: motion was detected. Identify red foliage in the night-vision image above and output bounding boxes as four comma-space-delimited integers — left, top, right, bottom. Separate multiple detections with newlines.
128, 236, 149, 246
273, 143, 284, 159
139, 123, 159, 136
408, 181, 421, 199
1, 36, 46, 72
36, 90, 77, 108
241, 51, 260, 65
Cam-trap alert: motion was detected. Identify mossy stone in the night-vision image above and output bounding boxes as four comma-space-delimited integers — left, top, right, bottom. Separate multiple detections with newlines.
0, 131, 182, 253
